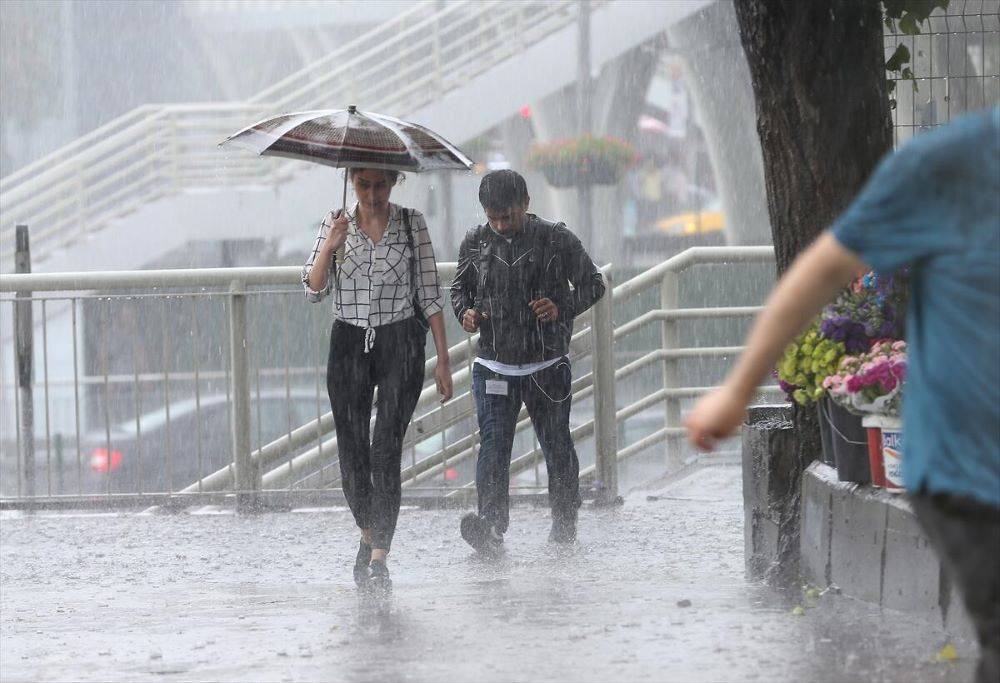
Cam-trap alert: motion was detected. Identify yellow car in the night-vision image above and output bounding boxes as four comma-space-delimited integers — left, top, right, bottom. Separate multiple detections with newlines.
656, 204, 725, 236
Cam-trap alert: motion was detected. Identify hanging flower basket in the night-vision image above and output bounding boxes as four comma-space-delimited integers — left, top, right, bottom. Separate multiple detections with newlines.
527, 136, 638, 188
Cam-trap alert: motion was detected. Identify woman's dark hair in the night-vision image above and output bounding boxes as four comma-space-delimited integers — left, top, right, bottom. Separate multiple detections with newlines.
346, 167, 404, 185
478, 169, 529, 212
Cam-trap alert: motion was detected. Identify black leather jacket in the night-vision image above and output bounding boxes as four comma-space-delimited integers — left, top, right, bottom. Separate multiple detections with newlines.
450, 214, 606, 365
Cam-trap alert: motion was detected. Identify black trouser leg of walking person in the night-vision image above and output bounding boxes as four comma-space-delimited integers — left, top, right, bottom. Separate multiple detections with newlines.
368, 318, 425, 551
327, 318, 425, 585
522, 358, 581, 542
910, 492, 1000, 683
328, 321, 375, 533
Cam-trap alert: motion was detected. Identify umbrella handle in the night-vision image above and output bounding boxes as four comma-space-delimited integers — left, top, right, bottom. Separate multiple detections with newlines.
336, 171, 348, 265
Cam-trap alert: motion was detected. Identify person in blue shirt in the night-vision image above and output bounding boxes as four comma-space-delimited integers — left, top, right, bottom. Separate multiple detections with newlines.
685, 108, 999, 683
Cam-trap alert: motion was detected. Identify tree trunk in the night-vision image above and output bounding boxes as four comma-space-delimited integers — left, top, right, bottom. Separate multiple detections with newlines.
733, 0, 894, 583
735, 0, 893, 273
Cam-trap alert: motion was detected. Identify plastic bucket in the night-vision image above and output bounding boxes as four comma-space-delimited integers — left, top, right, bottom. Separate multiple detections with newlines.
823, 400, 871, 484
816, 398, 836, 467
879, 417, 904, 491
861, 417, 886, 487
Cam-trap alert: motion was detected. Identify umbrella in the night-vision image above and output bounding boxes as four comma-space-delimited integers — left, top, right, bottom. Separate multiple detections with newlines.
219, 104, 474, 229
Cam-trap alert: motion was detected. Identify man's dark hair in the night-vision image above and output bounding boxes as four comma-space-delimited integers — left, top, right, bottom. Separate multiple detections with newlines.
478, 170, 529, 213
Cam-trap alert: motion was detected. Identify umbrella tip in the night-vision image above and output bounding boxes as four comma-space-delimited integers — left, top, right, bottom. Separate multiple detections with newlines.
348, 104, 357, 114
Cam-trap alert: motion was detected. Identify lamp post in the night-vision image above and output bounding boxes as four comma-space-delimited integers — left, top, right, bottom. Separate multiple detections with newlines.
577, 0, 594, 253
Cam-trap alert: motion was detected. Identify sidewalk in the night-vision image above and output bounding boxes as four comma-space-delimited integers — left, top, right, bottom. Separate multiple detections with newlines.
0, 464, 975, 682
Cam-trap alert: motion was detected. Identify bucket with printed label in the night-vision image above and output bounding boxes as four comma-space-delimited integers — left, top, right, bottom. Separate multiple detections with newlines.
866, 415, 904, 492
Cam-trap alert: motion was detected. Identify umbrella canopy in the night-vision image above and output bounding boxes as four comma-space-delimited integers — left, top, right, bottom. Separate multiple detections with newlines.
219, 105, 473, 173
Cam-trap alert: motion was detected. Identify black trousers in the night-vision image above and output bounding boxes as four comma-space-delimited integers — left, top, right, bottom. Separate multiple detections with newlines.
327, 317, 425, 551
910, 492, 1000, 683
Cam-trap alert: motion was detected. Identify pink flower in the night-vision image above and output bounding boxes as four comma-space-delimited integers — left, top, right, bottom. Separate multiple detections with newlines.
890, 360, 907, 381
823, 375, 845, 393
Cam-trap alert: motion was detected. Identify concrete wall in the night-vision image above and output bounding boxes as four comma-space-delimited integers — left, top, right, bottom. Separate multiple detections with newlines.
799, 462, 976, 642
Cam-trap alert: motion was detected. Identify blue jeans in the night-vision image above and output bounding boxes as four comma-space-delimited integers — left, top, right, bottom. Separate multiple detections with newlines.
471, 359, 581, 534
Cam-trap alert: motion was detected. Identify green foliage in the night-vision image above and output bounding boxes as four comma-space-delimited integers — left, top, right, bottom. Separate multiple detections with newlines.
884, 43, 910, 72
777, 322, 847, 406
883, 0, 949, 108
884, 0, 947, 26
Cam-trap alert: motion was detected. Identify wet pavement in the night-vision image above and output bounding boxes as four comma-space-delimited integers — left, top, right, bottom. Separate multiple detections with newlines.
0, 464, 977, 682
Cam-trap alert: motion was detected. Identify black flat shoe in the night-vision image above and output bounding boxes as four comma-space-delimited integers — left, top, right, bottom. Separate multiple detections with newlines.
548, 515, 577, 544
549, 520, 576, 543
366, 560, 392, 596
460, 513, 504, 556
354, 540, 372, 588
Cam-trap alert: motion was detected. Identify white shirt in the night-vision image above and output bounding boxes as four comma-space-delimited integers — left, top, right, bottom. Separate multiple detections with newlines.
302, 202, 443, 327
474, 356, 562, 377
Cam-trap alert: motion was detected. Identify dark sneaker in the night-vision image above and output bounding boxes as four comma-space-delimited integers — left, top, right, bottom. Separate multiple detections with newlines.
548, 515, 577, 544
366, 560, 392, 596
354, 540, 372, 588
460, 513, 503, 556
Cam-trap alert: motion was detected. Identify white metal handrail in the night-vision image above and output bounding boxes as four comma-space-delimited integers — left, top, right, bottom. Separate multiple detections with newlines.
1, 0, 596, 265
1, 246, 777, 509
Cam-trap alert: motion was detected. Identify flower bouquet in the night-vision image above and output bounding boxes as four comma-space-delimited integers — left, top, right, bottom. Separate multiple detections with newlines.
820, 271, 907, 353
824, 341, 908, 489
526, 135, 638, 188
822, 340, 907, 417
775, 270, 907, 484
776, 323, 846, 406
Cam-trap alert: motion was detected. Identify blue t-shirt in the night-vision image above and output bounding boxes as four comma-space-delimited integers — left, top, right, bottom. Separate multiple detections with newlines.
832, 108, 1000, 507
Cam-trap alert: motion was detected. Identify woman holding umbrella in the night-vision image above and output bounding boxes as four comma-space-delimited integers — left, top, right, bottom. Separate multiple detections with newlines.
221, 106, 472, 593
303, 167, 451, 593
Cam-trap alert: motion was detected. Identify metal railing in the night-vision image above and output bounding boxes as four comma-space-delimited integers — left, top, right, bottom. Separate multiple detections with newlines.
0, 0, 596, 266
0, 246, 778, 510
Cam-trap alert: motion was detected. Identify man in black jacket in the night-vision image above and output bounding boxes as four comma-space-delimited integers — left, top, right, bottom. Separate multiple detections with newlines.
450, 170, 606, 553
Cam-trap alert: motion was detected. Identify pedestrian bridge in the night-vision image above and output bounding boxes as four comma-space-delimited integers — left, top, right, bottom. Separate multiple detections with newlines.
0, 0, 714, 274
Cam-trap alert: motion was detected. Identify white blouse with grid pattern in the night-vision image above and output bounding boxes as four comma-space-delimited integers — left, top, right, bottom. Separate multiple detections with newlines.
302, 202, 443, 350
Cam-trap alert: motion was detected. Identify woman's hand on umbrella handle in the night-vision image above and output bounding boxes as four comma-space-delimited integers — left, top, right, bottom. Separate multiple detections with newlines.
435, 361, 453, 403
324, 212, 350, 253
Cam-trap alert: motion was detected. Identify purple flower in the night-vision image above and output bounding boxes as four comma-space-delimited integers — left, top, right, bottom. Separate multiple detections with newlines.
820, 269, 908, 351
778, 379, 798, 398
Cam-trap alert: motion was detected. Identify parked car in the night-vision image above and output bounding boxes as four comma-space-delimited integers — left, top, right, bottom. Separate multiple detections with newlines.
82, 389, 326, 494
656, 200, 725, 237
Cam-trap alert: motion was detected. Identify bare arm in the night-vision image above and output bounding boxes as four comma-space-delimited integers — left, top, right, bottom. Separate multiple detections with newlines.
307, 241, 336, 293
427, 311, 453, 402
685, 232, 867, 450
303, 211, 349, 298
409, 212, 452, 402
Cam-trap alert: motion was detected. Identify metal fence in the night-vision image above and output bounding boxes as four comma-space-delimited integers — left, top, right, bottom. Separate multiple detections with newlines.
0, 247, 779, 510
886, 0, 1000, 146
